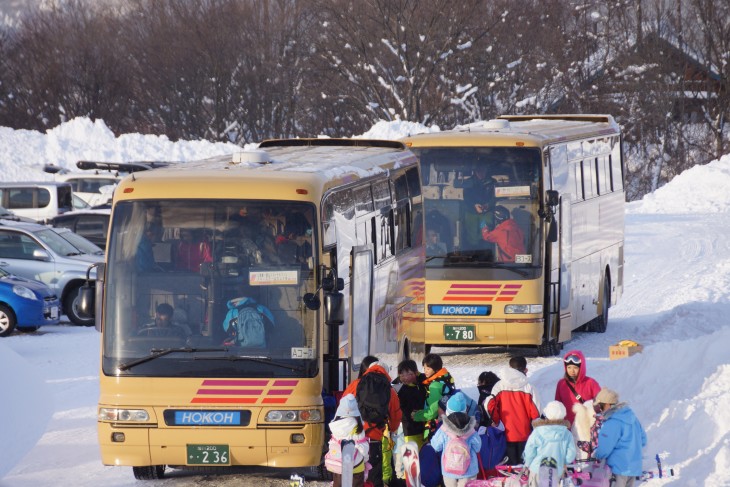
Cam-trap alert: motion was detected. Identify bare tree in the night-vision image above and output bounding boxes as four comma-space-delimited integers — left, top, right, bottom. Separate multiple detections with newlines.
0, 0, 131, 130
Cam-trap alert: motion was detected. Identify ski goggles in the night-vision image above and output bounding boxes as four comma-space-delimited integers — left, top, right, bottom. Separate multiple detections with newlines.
564, 354, 582, 365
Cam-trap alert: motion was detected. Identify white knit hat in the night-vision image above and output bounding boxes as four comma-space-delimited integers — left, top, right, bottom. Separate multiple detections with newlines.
543, 401, 567, 421
335, 394, 361, 418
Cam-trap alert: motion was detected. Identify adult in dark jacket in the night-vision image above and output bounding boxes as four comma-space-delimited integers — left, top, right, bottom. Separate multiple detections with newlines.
554, 350, 601, 425
594, 388, 647, 487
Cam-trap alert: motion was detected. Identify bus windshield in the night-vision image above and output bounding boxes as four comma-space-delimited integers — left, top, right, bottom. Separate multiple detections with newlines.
102, 199, 318, 379
413, 147, 542, 269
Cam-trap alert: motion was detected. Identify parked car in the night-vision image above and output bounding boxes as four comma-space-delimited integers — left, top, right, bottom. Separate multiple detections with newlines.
0, 219, 102, 326
55, 173, 118, 207
0, 205, 36, 223
0, 181, 75, 223
50, 209, 110, 250
0, 267, 60, 336
52, 227, 104, 256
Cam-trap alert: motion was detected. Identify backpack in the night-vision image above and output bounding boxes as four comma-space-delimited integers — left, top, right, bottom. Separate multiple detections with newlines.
324, 437, 368, 474
356, 372, 392, 428
419, 442, 443, 487
478, 426, 507, 475
443, 429, 473, 476
222, 297, 274, 347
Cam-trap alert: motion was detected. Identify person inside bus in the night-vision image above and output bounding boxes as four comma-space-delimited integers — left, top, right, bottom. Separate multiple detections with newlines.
276, 212, 312, 266
463, 165, 497, 248
480, 206, 526, 263
425, 229, 447, 257
174, 228, 213, 272
135, 224, 163, 272
137, 303, 190, 338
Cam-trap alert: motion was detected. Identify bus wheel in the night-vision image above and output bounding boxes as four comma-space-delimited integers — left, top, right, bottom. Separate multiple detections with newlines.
537, 338, 560, 357
132, 465, 165, 480
587, 278, 610, 333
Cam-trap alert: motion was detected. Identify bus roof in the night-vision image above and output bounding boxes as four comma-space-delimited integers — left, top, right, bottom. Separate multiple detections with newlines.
403, 114, 620, 148
113, 139, 416, 202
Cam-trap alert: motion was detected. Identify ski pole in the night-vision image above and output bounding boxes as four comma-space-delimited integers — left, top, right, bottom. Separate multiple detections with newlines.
656, 454, 663, 478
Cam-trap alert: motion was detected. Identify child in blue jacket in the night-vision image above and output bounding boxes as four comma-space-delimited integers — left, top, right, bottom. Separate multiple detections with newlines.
429, 392, 481, 487
523, 401, 577, 486
594, 388, 647, 487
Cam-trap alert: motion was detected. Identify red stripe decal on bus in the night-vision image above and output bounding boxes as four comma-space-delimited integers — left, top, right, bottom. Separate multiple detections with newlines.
196, 389, 263, 395
443, 297, 493, 302
445, 290, 497, 295
262, 398, 288, 404
202, 379, 269, 386
267, 389, 294, 395
191, 397, 257, 404
273, 380, 298, 386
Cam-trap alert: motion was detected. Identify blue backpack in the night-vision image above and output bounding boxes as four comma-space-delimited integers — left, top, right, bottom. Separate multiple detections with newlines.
222, 297, 274, 347
479, 426, 507, 471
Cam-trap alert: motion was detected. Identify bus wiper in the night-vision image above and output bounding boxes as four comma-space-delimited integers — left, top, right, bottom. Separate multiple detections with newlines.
118, 347, 229, 371
201, 354, 305, 372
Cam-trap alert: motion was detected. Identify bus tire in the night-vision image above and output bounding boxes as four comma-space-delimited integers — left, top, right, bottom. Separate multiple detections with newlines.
587, 278, 610, 333
537, 338, 560, 357
132, 465, 165, 480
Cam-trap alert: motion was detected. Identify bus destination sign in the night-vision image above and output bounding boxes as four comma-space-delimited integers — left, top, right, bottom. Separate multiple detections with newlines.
428, 305, 490, 316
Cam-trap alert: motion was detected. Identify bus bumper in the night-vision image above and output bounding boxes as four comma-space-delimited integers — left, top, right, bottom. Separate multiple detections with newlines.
98, 422, 324, 467
424, 318, 543, 346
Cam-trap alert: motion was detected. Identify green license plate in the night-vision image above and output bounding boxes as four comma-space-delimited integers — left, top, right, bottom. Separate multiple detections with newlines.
444, 325, 476, 341
186, 444, 230, 465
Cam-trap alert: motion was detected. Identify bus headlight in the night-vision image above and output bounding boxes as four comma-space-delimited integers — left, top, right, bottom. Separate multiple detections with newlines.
98, 408, 150, 422
265, 409, 322, 423
504, 304, 543, 314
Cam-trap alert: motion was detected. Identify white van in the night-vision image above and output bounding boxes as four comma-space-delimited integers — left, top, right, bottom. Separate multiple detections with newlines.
0, 182, 76, 223
55, 173, 119, 206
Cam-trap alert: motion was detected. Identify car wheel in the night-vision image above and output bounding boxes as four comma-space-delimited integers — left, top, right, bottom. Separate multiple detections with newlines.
0, 304, 17, 337
65, 285, 94, 326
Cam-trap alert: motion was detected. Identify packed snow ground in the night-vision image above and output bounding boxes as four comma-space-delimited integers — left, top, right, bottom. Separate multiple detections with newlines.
2, 118, 730, 486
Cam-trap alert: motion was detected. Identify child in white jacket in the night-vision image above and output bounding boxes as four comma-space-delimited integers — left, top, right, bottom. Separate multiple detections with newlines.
523, 401, 577, 487
325, 394, 370, 487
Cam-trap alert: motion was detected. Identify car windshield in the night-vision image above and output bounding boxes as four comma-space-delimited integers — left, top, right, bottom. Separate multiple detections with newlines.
54, 228, 103, 255
412, 147, 543, 274
33, 228, 84, 256
102, 199, 319, 379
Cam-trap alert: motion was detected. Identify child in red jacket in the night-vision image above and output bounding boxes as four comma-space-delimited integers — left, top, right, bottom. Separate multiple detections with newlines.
485, 356, 541, 465
554, 350, 601, 426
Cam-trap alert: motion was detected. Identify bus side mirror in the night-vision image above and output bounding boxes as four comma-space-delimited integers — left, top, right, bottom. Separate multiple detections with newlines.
78, 284, 94, 319
325, 292, 344, 326
546, 190, 559, 207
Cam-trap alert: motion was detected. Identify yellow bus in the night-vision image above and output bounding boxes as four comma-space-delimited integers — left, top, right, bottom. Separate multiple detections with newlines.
80, 139, 425, 479
403, 115, 624, 356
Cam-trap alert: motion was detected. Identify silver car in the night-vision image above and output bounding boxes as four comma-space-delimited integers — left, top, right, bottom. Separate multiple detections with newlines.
0, 219, 103, 325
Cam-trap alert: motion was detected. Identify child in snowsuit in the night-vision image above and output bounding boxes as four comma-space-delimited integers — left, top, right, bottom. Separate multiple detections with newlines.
555, 350, 601, 426
594, 388, 647, 487
576, 402, 605, 458
477, 370, 500, 429
393, 359, 428, 482
325, 394, 370, 487
342, 356, 401, 487
523, 401, 577, 487
485, 356, 541, 465
429, 393, 482, 487
412, 353, 456, 439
